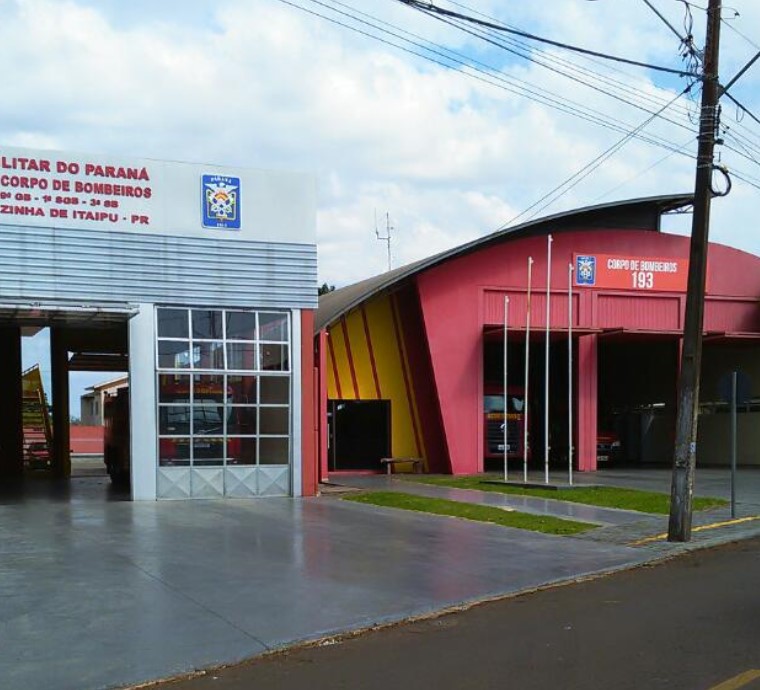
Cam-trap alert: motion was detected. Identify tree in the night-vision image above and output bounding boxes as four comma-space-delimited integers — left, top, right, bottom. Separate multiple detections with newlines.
318, 282, 335, 296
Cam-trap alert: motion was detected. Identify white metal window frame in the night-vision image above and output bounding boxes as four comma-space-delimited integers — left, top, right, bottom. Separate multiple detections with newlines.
154, 307, 292, 472
155, 308, 291, 373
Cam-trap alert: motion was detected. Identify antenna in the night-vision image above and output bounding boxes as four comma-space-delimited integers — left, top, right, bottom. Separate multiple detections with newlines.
374, 210, 393, 271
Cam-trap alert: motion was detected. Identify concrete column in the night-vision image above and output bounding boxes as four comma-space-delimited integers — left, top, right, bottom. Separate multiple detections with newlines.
577, 333, 598, 472
129, 305, 157, 500
50, 328, 71, 479
0, 327, 24, 481
291, 308, 303, 497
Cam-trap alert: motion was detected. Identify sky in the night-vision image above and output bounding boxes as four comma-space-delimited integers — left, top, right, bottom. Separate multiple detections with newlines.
4, 0, 760, 414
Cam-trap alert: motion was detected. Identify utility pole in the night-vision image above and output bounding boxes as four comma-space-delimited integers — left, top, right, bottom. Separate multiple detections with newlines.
668, 0, 722, 542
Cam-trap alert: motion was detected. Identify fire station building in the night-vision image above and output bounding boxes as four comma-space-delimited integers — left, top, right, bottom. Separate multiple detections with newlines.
0, 145, 318, 500
315, 194, 760, 478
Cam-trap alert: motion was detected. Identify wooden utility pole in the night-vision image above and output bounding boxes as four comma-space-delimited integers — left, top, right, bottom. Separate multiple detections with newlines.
668, 0, 723, 542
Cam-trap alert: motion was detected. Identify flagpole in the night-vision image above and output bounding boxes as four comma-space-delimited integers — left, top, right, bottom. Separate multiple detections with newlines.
524, 257, 533, 483
544, 235, 553, 485
503, 296, 509, 483
568, 262, 574, 486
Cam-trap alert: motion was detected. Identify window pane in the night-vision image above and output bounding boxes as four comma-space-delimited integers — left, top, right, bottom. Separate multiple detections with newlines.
192, 309, 223, 339
193, 404, 225, 435
193, 437, 224, 465
259, 437, 289, 465
260, 376, 289, 404
157, 308, 188, 339
193, 374, 225, 403
227, 343, 257, 370
196, 341, 225, 369
158, 341, 192, 369
261, 344, 288, 371
159, 406, 190, 435
159, 437, 190, 466
260, 407, 289, 435
259, 312, 288, 342
226, 311, 256, 341
227, 407, 257, 435
227, 437, 257, 466
228, 375, 257, 404
159, 374, 190, 404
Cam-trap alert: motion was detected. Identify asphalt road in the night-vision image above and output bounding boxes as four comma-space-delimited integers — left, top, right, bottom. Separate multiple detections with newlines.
156, 537, 760, 690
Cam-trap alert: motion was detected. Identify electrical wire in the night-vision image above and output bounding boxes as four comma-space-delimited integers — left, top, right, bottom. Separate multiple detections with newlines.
413, 2, 760, 168
438, 0, 760, 166
722, 12, 760, 51
396, 0, 699, 77
499, 87, 692, 228
275, 0, 700, 159
438, 1, 704, 128
435, 12, 699, 138
272, 0, 760, 199
592, 138, 695, 202
642, 0, 688, 42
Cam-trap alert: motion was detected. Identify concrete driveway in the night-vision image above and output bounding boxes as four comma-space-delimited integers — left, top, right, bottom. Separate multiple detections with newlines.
1, 474, 647, 690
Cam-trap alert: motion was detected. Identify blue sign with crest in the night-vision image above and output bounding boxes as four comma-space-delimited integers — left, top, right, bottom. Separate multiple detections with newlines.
202, 174, 241, 230
576, 255, 596, 285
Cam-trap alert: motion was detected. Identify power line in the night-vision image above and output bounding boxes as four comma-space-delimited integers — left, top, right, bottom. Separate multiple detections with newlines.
642, 0, 688, 42
442, 1, 710, 125
409, 3, 760, 170
396, 0, 700, 77
499, 87, 691, 228
275, 0, 700, 160
592, 138, 695, 202
436, 12, 700, 138
273, 0, 760, 199
721, 13, 760, 51
723, 92, 760, 127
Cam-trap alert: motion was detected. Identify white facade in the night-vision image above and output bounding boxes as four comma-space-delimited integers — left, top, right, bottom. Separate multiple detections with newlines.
0, 145, 317, 501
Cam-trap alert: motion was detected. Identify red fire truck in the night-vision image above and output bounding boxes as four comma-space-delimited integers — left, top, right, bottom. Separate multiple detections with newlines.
103, 387, 130, 486
484, 383, 527, 461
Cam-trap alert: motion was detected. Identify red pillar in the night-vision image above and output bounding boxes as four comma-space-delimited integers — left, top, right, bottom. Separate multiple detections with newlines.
317, 329, 329, 483
300, 311, 317, 496
577, 333, 598, 472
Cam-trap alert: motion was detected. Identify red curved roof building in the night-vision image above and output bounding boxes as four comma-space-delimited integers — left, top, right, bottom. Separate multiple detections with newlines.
315, 194, 760, 479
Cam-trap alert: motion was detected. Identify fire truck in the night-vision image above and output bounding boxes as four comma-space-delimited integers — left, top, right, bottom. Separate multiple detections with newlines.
483, 383, 527, 461
103, 387, 130, 486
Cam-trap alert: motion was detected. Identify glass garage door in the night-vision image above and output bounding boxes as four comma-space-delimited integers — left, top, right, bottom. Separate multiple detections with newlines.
154, 307, 291, 498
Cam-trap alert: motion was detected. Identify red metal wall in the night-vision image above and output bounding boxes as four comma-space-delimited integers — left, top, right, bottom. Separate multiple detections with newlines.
416, 229, 760, 475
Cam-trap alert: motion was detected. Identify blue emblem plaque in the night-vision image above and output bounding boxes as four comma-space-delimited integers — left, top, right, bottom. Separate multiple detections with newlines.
202, 174, 241, 229
576, 255, 596, 285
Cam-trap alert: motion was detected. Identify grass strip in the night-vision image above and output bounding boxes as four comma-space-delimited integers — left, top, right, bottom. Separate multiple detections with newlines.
398, 475, 727, 514
343, 491, 595, 535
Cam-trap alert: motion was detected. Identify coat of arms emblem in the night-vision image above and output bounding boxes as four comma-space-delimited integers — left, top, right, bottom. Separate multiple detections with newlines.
202, 174, 241, 229
576, 255, 596, 285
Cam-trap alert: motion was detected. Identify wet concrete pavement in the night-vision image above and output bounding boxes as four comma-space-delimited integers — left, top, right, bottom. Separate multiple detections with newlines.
1, 476, 646, 690
3, 469, 760, 690
153, 536, 760, 690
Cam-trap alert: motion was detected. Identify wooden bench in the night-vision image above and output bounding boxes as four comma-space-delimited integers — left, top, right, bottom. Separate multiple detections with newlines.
380, 457, 423, 475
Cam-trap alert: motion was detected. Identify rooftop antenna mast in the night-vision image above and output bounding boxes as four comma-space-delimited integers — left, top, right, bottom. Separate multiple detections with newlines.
374, 210, 393, 271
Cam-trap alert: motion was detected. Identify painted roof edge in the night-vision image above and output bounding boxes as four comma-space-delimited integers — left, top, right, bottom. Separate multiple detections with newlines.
316, 193, 693, 332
